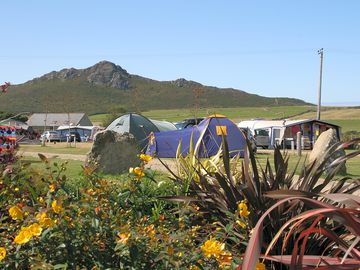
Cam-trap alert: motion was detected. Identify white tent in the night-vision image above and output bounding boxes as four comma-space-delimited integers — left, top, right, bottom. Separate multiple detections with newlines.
150, 119, 177, 131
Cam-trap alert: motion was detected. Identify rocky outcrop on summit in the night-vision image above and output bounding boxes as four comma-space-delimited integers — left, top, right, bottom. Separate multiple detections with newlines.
37, 61, 130, 89
171, 78, 202, 88
84, 61, 130, 89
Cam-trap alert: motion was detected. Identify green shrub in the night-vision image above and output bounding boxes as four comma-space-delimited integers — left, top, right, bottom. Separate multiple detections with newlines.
0, 154, 240, 269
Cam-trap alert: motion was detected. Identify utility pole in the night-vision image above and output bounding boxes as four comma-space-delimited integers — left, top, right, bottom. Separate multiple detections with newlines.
317, 48, 324, 120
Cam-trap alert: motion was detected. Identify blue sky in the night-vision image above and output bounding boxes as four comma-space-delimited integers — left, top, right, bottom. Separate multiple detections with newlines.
1, 1, 360, 105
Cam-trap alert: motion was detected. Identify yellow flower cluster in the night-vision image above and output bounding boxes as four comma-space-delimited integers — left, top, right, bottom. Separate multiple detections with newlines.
129, 167, 145, 178
14, 223, 42, 245
0, 247, 6, 261
117, 232, 130, 244
139, 154, 152, 163
9, 205, 23, 220
201, 238, 232, 267
36, 212, 55, 228
236, 220, 247, 229
238, 201, 250, 217
52, 200, 63, 214
201, 238, 225, 258
49, 184, 56, 193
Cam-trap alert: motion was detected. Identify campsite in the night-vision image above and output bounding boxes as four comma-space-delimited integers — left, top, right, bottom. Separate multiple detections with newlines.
1, 1, 360, 269
0, 103, 359, 269
0, 105, 359, 269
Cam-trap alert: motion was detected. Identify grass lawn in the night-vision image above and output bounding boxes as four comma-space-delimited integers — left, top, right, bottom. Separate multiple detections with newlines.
19, 148, 359, 184
255, 150, 360, 178
19, 155, 85, 179
19, 142, 92, 155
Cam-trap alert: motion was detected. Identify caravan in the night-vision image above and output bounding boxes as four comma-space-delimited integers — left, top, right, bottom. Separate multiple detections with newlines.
238, 119, 340, 149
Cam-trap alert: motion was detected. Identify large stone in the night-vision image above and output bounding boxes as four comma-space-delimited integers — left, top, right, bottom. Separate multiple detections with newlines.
86, 130, 140, 174
308, 129, 346, 175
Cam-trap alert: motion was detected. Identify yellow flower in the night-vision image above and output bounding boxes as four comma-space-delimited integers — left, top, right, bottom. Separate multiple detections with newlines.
188, 266, 201, 270
117, 233, 130, 244
14, 187, 19, 192
129, 167, 145, 178
49, 184, 56, 193
28, 223, 43, 237
238, 201, 250, 217
0, 247, 6, 261
139, 154, 152, 163
36, 212, 54, 228
52, 200, 63, 214
256, 261, 266, 270
38, 197, 45, 204
201, 238, 225, 258
14, 227, 32, 245
236, 220, 247, 229
9, 205, 23, 220
217, 251, 233, 268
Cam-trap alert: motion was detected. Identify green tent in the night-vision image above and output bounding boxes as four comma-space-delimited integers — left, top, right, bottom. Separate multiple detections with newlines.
106, 113, 164, 151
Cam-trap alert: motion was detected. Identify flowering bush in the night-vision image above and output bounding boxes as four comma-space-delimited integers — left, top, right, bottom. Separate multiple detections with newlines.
0, 154, 245, 269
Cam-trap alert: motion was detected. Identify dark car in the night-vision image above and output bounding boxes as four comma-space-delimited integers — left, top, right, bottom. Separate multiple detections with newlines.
67, 131, 81, 142
174, 117, 205, 130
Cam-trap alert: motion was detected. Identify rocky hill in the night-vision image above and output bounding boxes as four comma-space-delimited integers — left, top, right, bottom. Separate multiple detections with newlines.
0, 61, 310, 114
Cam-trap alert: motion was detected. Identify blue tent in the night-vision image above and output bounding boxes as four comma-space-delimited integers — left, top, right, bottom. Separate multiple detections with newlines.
146, 115, 246, 158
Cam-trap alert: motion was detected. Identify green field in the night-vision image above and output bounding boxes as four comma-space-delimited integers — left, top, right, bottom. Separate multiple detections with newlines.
89, 113, 108, 125
322, 120, 360, 133
90, 105, 360, 132
90, 106, 316, 124
142, 106, 316, 122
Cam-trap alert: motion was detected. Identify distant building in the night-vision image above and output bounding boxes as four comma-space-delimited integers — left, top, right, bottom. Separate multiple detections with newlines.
27, 113, 93, 131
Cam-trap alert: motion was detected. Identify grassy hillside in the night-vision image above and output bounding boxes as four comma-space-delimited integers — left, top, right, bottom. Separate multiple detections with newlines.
142, 106, 316, 122
0, 62, 309, 114
90, 106, 315, 125
292, 107, 360, 120
90, 106, 360, 133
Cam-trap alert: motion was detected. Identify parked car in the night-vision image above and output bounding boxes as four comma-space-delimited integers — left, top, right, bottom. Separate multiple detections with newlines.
254, 128, 270, 149
174, 117, 205, 129
67, 131, 81, 142
41, 131, 66, 142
